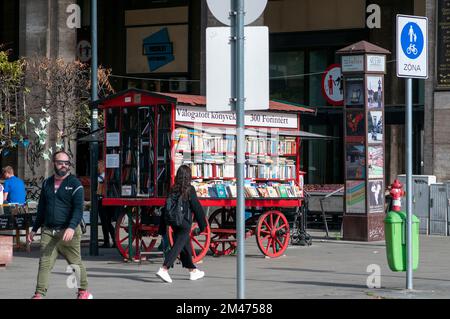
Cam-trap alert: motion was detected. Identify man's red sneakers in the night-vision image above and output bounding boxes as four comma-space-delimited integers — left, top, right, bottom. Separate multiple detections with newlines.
77, 290, 93, 299
31, 293, 43, 299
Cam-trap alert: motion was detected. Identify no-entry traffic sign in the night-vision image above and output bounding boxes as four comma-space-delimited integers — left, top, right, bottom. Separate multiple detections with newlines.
396, 15, 428, 79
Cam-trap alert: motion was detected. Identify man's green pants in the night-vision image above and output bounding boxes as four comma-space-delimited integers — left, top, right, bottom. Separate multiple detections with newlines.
35, 226, 88, 296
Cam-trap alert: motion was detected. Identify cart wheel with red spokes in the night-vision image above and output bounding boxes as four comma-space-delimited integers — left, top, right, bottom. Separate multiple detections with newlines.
208, 208, 237, 256
168, 217, 211, 263
255, 210, 290, 258
115, 208, 161, 260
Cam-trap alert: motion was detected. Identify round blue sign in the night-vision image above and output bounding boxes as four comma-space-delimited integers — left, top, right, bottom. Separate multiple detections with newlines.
400, 22, 424, 59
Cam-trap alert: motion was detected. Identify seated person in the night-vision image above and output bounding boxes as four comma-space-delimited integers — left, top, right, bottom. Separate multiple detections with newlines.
0, 183, 4, 205
2, 166, 26, 205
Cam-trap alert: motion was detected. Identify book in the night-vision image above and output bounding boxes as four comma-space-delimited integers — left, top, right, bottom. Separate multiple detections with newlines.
244, 186, 252, 198
208, 186, 218, 198
215, 184, 228, 198
267, 186, 278, 198
286, 186, 296, 198
294, 185, 303, 197
198, 184, 209, 198
227, 185, 237, 197
257, 186, 270, 198
249, 186, 259, 198
278, 185, 289, 198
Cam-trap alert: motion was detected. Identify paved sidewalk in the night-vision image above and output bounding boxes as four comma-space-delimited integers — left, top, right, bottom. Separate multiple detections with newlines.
1, 230, 449, 299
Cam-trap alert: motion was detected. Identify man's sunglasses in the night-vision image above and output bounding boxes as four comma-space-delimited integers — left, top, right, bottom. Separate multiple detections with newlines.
54, 160, 71, 166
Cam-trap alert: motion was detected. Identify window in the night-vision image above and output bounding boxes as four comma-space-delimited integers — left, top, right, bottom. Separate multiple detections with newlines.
309, 50, 328, 106
125, 0, 188, 10
269, 48, 343, 184
270, 51, 305, 104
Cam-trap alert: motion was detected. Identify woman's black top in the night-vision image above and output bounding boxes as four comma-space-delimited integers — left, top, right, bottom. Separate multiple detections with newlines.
158, 186, 207, 235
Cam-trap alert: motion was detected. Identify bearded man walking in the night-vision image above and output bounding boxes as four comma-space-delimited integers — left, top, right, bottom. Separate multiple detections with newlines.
28, 151, 93, 299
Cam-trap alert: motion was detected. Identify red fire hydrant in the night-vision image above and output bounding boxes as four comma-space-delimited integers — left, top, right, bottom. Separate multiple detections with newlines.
389, 179, 405, 212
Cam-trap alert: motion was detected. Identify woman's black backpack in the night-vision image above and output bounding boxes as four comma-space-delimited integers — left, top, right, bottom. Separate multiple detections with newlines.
164, 192, 185, 227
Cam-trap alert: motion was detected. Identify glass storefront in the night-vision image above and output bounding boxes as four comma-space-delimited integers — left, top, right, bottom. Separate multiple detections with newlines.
269, 41, 345, 184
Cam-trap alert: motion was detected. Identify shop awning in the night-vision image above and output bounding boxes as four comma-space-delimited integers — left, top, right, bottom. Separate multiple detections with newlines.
92, 89, 317, 114
158, 92, 316, 114
177, 123, 336, 140
273, 130, 337, 140
77, 128, 104, 142
77, 124, 336, 143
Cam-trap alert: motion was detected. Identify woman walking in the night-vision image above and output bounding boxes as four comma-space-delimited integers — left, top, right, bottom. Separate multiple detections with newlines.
156, 165, 207, 283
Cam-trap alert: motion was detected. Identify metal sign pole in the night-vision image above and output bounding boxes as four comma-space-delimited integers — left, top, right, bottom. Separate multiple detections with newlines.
233, 0, 246, 299
89, 0, 99, 256
406, 77, 413, 290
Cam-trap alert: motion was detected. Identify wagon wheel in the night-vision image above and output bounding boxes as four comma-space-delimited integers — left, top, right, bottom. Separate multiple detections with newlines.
208, 208, 237, 256
168, 217, 211, 263
255, 210, 290, 258
115, 209, 161, 260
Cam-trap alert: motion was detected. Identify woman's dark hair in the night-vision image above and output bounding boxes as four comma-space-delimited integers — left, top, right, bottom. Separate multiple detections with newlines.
172, 165, 192, 200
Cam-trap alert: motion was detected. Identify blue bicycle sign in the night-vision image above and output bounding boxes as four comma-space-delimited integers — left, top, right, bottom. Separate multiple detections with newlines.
400, 22, 424, 59
397, 15, 428, 79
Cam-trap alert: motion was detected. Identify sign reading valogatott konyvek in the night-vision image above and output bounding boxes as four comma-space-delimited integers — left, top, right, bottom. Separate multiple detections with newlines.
175, 106, 298, 129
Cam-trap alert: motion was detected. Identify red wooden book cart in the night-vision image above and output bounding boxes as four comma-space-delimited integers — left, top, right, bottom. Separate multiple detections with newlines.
97, 89, 314, 262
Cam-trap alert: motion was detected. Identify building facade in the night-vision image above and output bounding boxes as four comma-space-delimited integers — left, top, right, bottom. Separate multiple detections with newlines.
0, 0, 448, 186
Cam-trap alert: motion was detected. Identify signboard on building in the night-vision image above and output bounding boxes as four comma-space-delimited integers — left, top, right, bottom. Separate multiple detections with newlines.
396, 15, 428, 79
175, 106, 298, 129
437, 0, 450, 89
366, 55, 386, 73
342, 55, 364, 72
125, 8, 188, 74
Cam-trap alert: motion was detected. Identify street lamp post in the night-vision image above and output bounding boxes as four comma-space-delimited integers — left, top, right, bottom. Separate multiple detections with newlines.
89, 0, 99, 256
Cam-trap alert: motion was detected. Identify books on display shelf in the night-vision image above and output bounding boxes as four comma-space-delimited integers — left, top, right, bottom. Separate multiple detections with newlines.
192, 180, 302, 199
174, 128, 236, 154
245, 160, 296, 180
174, 128, 191, 152
279, 137, 297, 155
246, 136, 297, 155
174, 128, 297, 156
175, 154, 296, 180
266, 186, 279, 198
174, 126, 302, 199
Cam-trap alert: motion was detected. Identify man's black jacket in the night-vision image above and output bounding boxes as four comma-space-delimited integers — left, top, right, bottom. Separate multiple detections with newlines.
32, 174, 84, 232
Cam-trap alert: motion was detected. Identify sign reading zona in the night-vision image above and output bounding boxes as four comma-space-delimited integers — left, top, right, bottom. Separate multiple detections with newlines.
396, 15, 428, 79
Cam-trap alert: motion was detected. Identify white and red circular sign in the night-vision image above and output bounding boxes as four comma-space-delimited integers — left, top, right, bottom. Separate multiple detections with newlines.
321, 64, 343, 106
206, 0, 268, 26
